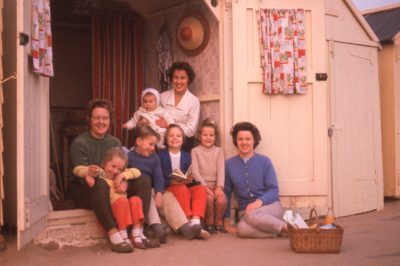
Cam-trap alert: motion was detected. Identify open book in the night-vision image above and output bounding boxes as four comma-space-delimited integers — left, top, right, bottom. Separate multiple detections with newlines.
169, 166, 192, 182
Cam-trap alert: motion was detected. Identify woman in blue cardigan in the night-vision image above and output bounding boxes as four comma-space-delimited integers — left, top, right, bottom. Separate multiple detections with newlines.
223, 121, 288, 238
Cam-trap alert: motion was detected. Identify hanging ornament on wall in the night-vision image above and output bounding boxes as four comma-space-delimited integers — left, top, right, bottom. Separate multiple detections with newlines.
176, 13, 210, 56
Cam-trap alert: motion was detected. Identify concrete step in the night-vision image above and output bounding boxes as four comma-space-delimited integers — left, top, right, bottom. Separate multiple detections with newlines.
34, 209, 107, 248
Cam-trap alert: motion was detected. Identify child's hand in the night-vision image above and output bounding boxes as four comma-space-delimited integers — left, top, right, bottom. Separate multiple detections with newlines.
88, 165, 100, 177
85, 175, 95, 187
122, 123, 128, 129
206, 186, 214, 196
214, 186, 224, 197
114, 174, 128, 193
223, 218, 237, 235
155, 192, 163, 208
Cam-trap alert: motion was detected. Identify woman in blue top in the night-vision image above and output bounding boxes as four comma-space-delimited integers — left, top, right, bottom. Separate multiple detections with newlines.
224, 121, 288, 238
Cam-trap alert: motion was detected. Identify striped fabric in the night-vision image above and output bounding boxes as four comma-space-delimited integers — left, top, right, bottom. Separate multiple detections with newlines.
92, 14, 144, 147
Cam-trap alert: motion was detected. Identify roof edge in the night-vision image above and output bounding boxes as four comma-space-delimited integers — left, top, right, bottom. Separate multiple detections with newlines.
343, 0, 381, 48
361, 3, 400, 15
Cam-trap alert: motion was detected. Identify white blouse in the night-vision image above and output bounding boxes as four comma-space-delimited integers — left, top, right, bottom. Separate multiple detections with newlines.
160, 89, 200, 138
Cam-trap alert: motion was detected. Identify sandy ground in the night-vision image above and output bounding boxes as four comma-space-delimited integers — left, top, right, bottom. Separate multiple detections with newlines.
1, 199, 399, 266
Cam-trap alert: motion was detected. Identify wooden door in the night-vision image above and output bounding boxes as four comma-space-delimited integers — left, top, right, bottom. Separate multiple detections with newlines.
229, 0, 328, 197
329, 41, 383, 216
15, 0, 49, 248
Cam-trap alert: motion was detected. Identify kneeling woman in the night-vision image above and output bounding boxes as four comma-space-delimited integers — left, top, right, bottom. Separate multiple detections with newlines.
224, 122, 288, 237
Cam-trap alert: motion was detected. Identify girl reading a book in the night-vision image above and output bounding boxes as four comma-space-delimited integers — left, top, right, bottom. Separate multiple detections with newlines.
191, 119, 227, 234
158, 124, 209, 239
128, 125, 205, 241
73, 147, 157, 251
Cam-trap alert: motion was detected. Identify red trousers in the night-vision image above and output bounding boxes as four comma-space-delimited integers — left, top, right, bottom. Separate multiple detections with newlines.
111, 196, 144, 230
167, 184, 207, 218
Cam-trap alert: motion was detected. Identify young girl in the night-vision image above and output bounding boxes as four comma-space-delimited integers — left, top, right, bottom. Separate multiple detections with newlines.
73, 147, 157, 252
158, 124, 209, 238
191, 119, 227, 234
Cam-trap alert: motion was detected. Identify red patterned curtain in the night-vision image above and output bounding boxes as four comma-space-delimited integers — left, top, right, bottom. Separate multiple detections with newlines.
259, 9, 307, 94
92, 14, 143, 146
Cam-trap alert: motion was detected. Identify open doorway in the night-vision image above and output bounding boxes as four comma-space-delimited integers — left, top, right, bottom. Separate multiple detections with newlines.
48, 0, 221, 214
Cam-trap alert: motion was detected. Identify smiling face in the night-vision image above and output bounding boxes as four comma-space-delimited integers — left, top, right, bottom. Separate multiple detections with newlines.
103, 156, 125, 180
142, 93, 157, 112
200, 126, 216, 148
236, 130, 255, 158
172, 69, 189, 95
166, 126, 184, 150
89, 107, 110, 139
135, 135, 158, 157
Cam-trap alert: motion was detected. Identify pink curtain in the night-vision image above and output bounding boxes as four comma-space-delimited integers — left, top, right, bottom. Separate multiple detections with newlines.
92, 14, 143, 147
32, 0, 54, 77
259, 9, 307, 94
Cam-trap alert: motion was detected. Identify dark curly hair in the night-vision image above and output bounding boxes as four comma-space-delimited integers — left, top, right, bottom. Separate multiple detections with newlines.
230, 121, 261, 149
86, 99, 114, 124
168, 61, 195, 84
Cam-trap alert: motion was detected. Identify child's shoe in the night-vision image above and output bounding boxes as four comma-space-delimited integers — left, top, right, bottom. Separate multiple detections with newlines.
205, 225, 217, 234
197, 229, 210, 239
215, 225, 228, 233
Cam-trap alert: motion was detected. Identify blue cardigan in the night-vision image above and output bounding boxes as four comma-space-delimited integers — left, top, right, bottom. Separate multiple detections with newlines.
158, 149, 192, 187
224, 153, 280, 218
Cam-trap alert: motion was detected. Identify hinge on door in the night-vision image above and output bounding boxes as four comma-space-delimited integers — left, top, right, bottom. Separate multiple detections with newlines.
328, 127, 334, 138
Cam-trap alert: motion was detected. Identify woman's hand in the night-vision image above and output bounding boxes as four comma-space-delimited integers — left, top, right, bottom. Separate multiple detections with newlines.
214, 186, 224, 198
155, 192, 163, 208
245, 199, 263, 216
114, 174, 128, 193
223, 218, 237, 234
85, 175, 95, 187
88, 165, 100, 177
155, 117, 168, 129
206, 186, 214, 196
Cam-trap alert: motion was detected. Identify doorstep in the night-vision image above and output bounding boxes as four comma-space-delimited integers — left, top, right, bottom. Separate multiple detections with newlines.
34, 209, 107, 248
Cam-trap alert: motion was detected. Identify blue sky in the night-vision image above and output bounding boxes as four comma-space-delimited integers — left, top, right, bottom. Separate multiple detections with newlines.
352, 0, 400, 10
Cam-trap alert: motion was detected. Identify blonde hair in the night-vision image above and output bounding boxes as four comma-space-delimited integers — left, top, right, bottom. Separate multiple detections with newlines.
101, 147, 128, 169
196, 118, 219, 146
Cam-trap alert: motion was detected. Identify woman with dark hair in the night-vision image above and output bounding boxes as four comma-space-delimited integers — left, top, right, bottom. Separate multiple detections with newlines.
156, 61, 200, 151
223, 121, 288, 238
67, 99, 152, 253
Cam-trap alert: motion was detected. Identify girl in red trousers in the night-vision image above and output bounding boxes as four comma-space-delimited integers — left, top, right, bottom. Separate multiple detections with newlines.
73, 147, 158, 252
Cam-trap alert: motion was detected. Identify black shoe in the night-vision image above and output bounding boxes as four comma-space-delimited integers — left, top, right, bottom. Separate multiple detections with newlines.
142, 238, 160, 248
205, 225, 217, 234
215, 226, 228, 233
150, 223, 168, 244
110, 241, 133, 253
180, 223, 201, 240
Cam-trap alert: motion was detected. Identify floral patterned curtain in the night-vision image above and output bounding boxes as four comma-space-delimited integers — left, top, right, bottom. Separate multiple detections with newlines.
259, 9, 306, 94
32, 0, 54, 77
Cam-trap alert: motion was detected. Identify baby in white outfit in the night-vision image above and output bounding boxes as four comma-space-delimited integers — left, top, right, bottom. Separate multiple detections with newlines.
123, 88, 174, 148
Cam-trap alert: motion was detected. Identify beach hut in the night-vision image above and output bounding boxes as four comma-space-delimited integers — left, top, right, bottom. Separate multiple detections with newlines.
364, 4, 400, 198
1, 0, 383, 248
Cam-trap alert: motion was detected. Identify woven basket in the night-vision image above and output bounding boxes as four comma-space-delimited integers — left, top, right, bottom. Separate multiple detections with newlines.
288, 208, 344, 253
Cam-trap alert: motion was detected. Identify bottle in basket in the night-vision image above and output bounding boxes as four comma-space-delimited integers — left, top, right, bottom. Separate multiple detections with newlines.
324, 208, 335, 225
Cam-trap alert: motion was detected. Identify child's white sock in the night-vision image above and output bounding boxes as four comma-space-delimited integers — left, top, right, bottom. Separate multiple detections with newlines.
190, 218, 201, 226
131, 228, 143, 243
109, 232, 124, 245
119, 229, 131, 245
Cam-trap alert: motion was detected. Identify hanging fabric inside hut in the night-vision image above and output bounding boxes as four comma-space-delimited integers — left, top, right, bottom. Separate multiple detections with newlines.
157, 22, 172, 91
259, 9, 307, 94
32, 0, 54, 77
92, 14, 143, 147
